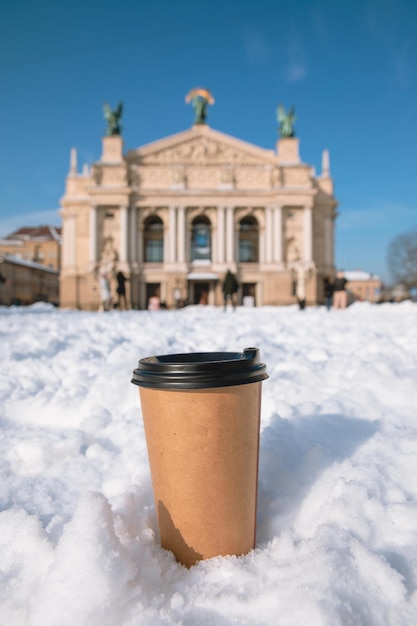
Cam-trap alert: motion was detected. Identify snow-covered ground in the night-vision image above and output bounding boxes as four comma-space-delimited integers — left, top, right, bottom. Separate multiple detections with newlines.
1, 302, 417, 625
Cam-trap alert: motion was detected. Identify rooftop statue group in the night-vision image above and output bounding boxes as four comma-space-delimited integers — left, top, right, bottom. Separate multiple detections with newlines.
102, 94, 296, 137
185, 88, 215, 125
103, 101, 123, 136
277, 104, 296, 138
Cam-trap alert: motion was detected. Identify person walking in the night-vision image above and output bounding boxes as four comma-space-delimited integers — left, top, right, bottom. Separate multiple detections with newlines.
98, 272, 112, 311
323, 277, 334, 310
148, 289, 161, 311
0, 270, 6, 306
333, 271, 348, 309
222, 269, 238, 310
116, 270, 128, 310
295, 265, 306, 310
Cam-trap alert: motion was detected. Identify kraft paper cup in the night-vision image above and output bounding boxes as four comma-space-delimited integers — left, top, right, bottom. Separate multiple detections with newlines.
131, 347, 268, 567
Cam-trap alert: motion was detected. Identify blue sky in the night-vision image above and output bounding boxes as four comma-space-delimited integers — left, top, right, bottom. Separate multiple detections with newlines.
0, 0, 416, 284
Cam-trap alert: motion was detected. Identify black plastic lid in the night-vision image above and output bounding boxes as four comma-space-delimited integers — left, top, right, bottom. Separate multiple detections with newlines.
131, 347, 268, 390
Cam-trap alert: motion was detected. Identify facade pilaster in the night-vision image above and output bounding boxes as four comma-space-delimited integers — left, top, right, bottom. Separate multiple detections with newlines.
304, 205, 313, 264
177, 206, 186, 263
259, 218, 266, 264
137, 217, 143, 264
329, 216, 335, 267
64, 214, 76, 269
217, 206, 225, 263
265, 206, 273, 263
273, 205, 283, 263
169, 206, 177, 263
119, 205, 129, 263
226, 206, 234, 264
89, 205, 97, 265
324, 216, 332, 266
164, 210, 170, 264
130, 207, 137, 263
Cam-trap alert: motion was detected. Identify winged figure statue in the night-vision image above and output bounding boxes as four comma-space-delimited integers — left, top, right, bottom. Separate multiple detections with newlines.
277, 104, 296, 138
103, 101, 123, 136
185, 88, 215, 125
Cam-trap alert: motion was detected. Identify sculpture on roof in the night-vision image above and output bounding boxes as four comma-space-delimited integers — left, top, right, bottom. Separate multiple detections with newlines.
277, 104, 296, 138
185, 88, 215, 125
103, 101, 123, 136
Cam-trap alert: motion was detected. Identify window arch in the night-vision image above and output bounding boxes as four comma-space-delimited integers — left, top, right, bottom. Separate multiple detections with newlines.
144, 215, 164, 262
191, 215, 211, 261
239, 215, 259, 262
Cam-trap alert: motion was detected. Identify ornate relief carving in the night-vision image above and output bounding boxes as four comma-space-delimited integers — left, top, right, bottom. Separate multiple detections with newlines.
270, 167, 281, 187
283, 168, 310, 186
140, 207, 168, 226
187, 168, 218, 189
233, 207, 266, 228
100, 166, 127, 186
283, 208, 304, 264
139, 169, 171, 188
285, 238, 302, 264
186, 206, 217, 224
221, 168, 234, 184
91, 165, 102, 184
129, 168, 141, 186
172, 168, 186, 184
171, 168, 187, 189
235, 169, 271, 189
140, 137, 272, 166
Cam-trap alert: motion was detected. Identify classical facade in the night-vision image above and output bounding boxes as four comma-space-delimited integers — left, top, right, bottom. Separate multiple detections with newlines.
60, 121, 337, 309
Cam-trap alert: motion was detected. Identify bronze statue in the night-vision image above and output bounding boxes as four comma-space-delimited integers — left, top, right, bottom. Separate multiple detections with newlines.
185, 88, 215, 125
277, 104, 296, 138
103, 101, 123, 136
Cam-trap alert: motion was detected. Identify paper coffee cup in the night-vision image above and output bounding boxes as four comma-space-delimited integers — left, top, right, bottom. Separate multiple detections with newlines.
131, 347, 268, 567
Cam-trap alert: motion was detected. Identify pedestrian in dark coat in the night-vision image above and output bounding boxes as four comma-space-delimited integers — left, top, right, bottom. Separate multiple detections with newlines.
323, 277, 334, 310
333, 271, 348, 309
116, 270, 128, 310
222, 269, 238, 310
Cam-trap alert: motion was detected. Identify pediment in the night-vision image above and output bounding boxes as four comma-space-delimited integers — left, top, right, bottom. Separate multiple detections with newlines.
126, 126, 276, 167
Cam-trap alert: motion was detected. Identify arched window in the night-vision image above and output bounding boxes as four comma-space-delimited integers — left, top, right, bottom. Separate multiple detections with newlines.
144, 215, 164, 262
191, 216, 211, 261
239, 215, 259, 262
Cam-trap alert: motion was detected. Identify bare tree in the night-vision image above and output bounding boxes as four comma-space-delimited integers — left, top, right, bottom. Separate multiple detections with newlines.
387, 229, 417, 287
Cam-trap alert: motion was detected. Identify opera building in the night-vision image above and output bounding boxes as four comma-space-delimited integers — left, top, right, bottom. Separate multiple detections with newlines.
60, 100, 338, 309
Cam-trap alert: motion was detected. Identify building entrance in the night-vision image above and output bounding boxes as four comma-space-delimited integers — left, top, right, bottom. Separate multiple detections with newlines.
190, 281, 210, 305
146, 282, 161, 309
242, 282, 256, 306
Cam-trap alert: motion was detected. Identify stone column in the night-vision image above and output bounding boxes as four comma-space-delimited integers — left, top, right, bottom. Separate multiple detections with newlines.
259, 217, 266, 264
217, 206, 225, 263
119, 205, 129, 263
130, 207, 137, 263
169, 206, 177, 263
323, 216, 330, 266
137, 214, 143, 264
304, 205, 313, 264
329, 216, 335, 267
226, 206, 234, 264
64, 214, 76, 269
265, 207, 273, 263
164, 211, 170, 264
177, 206, 186, 263
89, 205, 97, 265
273, 205, 283, 263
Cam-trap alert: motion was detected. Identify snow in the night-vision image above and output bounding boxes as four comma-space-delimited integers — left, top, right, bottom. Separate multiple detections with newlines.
1, 301, 417, 625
